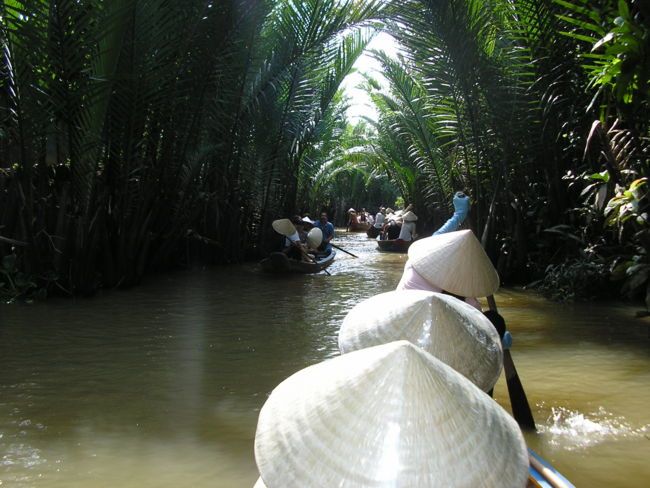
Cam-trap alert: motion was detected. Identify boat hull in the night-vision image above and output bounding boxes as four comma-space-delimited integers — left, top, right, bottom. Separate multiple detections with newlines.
348, 222, 371, 232
527, 449, 575, 487
260, 251, 336, 274
376, 239, 413, 253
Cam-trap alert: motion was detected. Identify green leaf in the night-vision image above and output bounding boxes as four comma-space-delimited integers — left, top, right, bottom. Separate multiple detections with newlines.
588, 170, 610, 182
592, 32, 615, 52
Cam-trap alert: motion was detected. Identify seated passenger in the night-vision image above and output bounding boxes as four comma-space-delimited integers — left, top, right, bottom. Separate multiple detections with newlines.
282, 216, 309, 261
313, 212, 335, 255
397, 211, 417, 242
384, 219, 401, 240
373, 207, 385, 229
359, 208, 368, 222
395, 193, 492, 311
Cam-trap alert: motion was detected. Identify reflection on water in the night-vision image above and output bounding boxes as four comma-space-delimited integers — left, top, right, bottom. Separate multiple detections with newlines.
1, 231, 649, 487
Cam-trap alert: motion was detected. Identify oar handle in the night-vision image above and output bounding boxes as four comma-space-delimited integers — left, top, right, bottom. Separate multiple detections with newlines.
529, 454, 572, 488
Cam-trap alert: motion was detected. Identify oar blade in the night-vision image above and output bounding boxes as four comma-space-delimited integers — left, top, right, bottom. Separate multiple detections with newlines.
486, 296, 536, 431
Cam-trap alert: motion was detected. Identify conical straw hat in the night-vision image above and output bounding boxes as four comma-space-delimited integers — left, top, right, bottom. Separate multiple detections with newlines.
408, 230, 499, 297
402, 210, 418, 222
271, 219, 297, 238
339, 290, 502, 392
307, 227, 323, 249
254, 341, 528, 488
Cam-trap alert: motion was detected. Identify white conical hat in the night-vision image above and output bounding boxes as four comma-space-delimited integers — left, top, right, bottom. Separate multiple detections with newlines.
402, 211, 418, 222
408, 230, 499, 297
307, 228, 323, 249
254, 341, 528, 488
253, 478, 266, 488
339, 290, 502, 392
271, 219, 297, 238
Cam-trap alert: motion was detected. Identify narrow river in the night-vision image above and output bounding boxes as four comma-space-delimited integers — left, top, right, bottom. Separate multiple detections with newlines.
1, 232, 649, 487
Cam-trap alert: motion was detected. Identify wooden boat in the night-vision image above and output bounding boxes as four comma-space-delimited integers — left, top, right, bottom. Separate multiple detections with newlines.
366, 226, 380, 238
376, 239, 413, 253
260, 251, 336, 274
348, 221, 371, 232
527, 449, 575, 487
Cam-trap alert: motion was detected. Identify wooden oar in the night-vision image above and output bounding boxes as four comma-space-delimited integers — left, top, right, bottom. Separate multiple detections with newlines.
487, 295, 536, 430
330, 243, 358, 258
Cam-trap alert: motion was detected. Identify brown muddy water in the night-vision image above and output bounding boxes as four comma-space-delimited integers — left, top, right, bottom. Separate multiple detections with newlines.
1, 232, 648, 487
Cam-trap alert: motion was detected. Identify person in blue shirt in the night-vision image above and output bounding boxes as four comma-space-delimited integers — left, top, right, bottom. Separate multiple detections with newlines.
314, 212, 334, 255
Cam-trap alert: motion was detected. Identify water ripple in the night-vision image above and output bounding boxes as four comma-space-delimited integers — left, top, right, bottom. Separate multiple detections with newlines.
538, 405, 650, 450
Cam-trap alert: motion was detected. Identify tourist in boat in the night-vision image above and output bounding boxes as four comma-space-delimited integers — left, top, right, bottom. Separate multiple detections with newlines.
367, 207, 385, 238
397, 211, 417, 242
281, 216, 310, 261
382, 213, 402, 240
395, 194, 489, 310
253, 341, 529, 488
359, 208, 368, 222
374, 207, 385, 229
314, 212, 334, 255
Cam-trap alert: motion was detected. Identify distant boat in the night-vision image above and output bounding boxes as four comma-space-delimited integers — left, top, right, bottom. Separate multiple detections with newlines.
376, 239, 412, 253
348, 221, 371, 232
260, 251, 336, 274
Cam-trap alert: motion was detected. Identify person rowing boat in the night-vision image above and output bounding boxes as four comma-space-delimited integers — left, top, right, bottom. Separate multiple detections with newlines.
312, 212, 334, 255
278, 216, 313, 262
395, 193, 483, 306
262, 218, 334, 274
395, 193, 536, 429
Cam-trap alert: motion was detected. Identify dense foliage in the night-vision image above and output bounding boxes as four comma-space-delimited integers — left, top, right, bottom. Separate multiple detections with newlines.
355, 0, 648, 305
1, 0, 648, 306
0, 0, 385, 297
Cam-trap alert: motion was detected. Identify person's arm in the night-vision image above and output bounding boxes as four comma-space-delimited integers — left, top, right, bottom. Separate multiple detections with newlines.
433, 192, 470, 235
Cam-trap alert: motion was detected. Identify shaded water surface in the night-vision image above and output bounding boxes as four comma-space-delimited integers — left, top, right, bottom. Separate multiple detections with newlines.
1, 232, 649, 487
